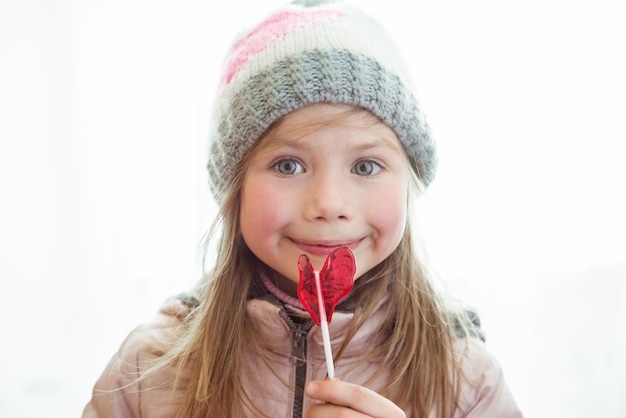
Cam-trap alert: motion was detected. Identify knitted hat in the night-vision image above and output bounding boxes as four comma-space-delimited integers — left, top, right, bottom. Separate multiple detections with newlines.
207, 0, 437, 203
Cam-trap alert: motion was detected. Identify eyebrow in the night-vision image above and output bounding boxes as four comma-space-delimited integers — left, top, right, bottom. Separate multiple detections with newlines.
260, 133, 403, 154
351, 136, 403, 153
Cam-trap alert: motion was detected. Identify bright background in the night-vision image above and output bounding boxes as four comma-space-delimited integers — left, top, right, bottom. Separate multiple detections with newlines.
1, 0, 625, 417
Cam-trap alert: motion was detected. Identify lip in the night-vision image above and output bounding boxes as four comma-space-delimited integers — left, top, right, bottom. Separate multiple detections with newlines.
290, 238, 364, 257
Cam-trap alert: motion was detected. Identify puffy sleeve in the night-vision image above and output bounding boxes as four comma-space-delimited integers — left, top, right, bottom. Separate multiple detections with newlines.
82, 295, 197, 418
455, 338, 523, 418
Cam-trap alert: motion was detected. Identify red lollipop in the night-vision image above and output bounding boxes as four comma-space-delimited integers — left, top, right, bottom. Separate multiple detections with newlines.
297, 246, 356, 379
297, 247, 357, 326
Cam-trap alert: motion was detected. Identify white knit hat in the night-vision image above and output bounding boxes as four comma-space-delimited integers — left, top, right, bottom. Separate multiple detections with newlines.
207, 0, 437, 203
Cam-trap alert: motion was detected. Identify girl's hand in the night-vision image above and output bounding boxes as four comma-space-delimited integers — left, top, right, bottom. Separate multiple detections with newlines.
305, 379, 406, 418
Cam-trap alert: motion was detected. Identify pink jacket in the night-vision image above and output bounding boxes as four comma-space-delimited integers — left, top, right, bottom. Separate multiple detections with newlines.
83, 294, 522, 417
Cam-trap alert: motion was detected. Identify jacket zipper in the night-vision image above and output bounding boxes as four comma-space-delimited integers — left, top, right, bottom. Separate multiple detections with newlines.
280, 310, 314, 418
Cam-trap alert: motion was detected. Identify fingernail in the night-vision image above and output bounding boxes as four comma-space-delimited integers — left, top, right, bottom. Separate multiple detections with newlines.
305, 382, 319, 395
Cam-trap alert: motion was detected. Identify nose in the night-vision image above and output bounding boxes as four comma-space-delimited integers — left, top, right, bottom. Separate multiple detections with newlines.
303, 171, 353, 221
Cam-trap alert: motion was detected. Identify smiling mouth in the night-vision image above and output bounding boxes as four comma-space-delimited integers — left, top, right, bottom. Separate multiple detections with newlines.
290, 238, 363, 257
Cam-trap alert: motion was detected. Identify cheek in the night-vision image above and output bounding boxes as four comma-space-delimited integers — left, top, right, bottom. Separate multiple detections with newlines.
369, 183, 408, 244
240, 179, 287, 238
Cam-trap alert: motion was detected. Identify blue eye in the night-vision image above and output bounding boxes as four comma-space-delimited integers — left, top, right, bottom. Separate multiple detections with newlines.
274, 158, 304, 175
352, 160, 382, 176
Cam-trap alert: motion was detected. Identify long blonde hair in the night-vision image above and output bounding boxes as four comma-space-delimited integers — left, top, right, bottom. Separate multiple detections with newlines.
150, 106, 468, 417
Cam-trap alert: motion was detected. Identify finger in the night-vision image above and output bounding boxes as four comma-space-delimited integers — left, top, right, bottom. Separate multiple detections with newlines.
306, 402, 371, 418
305, 380, 405, 418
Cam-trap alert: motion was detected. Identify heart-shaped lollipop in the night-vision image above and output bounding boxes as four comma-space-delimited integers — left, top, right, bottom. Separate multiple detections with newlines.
297, 246, 356, 380
297, 247, 357, 326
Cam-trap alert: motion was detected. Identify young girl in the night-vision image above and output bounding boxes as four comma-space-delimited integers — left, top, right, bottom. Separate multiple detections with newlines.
84, 1, 522, 417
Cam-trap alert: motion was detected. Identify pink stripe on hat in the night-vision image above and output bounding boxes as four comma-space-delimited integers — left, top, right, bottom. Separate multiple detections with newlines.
222, 9, 344, 85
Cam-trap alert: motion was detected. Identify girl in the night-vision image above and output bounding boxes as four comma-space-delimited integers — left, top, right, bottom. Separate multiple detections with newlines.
84, 1, 522, 417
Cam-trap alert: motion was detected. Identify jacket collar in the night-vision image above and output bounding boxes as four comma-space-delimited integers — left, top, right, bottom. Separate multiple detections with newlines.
245, 293, 389, 362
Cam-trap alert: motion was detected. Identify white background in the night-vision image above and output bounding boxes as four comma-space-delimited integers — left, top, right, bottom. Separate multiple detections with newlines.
1, 0, 625, 417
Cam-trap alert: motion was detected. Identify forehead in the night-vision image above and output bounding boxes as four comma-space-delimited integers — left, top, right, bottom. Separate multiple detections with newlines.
258, 103, 403, 151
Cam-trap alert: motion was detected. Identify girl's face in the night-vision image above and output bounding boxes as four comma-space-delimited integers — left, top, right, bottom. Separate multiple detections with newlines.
240, 103, 409, 296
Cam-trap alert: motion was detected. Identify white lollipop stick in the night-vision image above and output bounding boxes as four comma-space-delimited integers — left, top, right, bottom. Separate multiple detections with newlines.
315, 271, 336, 380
